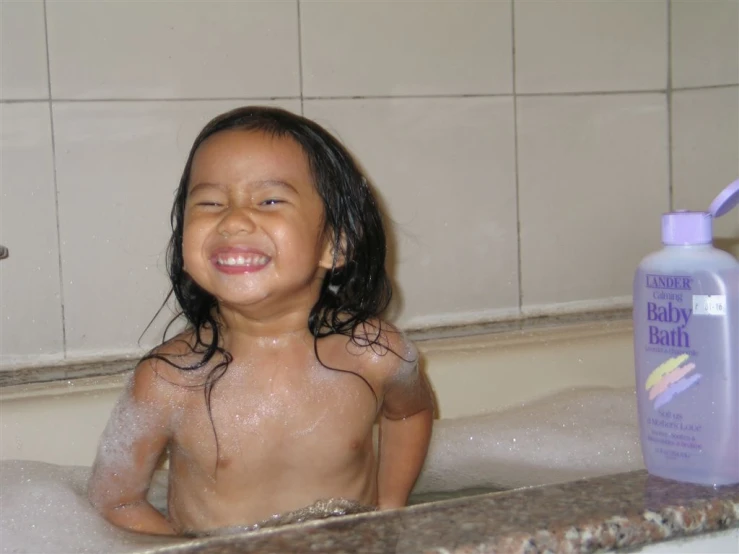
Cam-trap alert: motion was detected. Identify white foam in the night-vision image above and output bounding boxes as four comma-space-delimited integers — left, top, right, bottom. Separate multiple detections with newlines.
414, 386, 643, 493
0, 460, 182, 554
1, 386, 643, 553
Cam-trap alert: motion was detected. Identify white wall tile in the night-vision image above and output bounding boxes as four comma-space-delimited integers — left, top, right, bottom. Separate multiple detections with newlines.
517, 94, 669, 308
0, 0, 49, 100
515, 0, 667, 94
52, 100, 301, 358
0, 103, 63, 366
8, 0, 733, 368
671, 0, 739, 88
672, 87, 739, 257
301, 0, 512, 97
304, 97, 519, 328
46, 1, 300, 99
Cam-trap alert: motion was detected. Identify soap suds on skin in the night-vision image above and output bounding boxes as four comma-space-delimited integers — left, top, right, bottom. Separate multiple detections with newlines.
88, 380, 172, 511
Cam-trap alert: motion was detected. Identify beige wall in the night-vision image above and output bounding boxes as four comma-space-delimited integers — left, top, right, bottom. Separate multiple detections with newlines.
1, 0, 737, 368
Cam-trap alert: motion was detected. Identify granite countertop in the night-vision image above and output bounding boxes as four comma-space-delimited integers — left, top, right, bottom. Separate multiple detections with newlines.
138, 470, 738, 554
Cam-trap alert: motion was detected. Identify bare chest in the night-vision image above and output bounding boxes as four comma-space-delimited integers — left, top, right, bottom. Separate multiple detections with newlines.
171, 359, 378, 472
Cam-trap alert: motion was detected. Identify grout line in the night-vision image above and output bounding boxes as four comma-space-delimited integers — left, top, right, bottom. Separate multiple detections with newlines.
667, 0, 674, 211
1, 93, 511, 103
301, 92, 514, 100
1, 96, 303, 104
671, 83, 739, 92
511, 0, 523, 313
42, 0, 67, 359
0, 98, 52, 104
3, 87, 718, 106
296, 0, 304, 115
511, 89, 668, 97
301, 89, 672, 100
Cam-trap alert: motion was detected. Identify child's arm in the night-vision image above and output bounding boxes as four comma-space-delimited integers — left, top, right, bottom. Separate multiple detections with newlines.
376, 338, 435, 509
88, 359, 177, 535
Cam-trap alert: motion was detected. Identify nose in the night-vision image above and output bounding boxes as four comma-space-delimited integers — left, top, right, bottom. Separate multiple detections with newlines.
216, 206, 257, 238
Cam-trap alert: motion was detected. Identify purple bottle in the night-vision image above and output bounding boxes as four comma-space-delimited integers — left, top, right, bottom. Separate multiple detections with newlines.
633, 180, 739, 486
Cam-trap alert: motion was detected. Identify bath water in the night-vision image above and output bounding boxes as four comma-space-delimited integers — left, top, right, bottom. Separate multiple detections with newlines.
0, 386, 642, 554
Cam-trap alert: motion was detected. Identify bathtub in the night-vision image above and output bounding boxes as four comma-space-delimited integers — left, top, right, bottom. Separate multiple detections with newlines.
2, 318, 737, 553
0, 319, 636, 467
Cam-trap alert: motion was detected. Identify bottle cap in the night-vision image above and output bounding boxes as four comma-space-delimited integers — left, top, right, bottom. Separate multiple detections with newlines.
708, 178, 739, 218
661, 179, 739, 245
661, 211, 712, 245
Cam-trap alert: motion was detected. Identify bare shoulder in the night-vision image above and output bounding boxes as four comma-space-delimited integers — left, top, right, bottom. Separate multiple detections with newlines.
344, 319, 434, 419
345, 319, 420, 383
96, 336, 196, 455
130, 330, 208, 404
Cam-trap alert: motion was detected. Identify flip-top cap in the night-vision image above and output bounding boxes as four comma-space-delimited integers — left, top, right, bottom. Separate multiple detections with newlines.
662, 211, 712, 245
709, 179, 739, 218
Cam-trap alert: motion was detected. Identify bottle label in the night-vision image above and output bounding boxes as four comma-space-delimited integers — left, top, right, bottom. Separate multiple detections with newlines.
644, 273, 694, 349
641, 273, 703, 462
642, 354, 704, 461
644, 354, 701, 409
692, 295, 727, 316
638, 264, 739, 482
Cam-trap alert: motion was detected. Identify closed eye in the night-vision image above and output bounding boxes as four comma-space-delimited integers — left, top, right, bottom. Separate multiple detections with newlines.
193, 200, 225, 208
260, 198, 285, 206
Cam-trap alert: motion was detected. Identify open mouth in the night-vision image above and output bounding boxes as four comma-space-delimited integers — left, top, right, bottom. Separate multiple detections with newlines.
211, 248, 271, 273
215, 253, 270, 267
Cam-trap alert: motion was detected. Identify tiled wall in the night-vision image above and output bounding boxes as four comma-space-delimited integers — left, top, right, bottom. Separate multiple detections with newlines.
1, 0, 737, 368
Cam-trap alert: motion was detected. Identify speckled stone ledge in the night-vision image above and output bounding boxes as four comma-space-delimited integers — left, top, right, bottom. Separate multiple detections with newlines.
0, 357, 137, 387
135, 470, 738, 554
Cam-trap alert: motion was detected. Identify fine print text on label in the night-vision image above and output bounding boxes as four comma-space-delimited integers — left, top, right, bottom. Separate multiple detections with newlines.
692, 295, 727, 316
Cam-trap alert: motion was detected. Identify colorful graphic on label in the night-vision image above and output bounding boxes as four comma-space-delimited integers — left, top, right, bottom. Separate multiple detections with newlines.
644, 354, 701, 409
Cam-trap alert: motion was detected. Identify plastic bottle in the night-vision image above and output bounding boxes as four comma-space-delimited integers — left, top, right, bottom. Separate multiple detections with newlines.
633, 179, 739, 486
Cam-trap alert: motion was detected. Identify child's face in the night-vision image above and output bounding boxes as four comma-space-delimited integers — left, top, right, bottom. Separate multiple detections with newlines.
182, 130, 333, 314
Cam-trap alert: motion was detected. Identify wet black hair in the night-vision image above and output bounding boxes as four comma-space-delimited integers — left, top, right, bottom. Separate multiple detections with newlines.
144, 106, 394, 446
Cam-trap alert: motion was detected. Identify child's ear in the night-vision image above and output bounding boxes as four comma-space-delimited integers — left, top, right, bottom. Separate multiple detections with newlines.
319, 232, 345, 270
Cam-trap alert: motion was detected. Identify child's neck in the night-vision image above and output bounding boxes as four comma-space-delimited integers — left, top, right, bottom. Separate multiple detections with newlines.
215, 305, 314, 353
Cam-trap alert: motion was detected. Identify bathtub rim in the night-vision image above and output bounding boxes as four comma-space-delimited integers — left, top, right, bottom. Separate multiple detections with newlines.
0, 317, 633, 402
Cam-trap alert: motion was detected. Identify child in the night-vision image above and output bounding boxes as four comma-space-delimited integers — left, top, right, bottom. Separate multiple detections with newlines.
87, 106, 435, 536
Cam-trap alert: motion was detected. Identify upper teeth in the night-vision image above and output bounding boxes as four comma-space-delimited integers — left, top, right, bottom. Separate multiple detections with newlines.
217, 255, 269, 266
